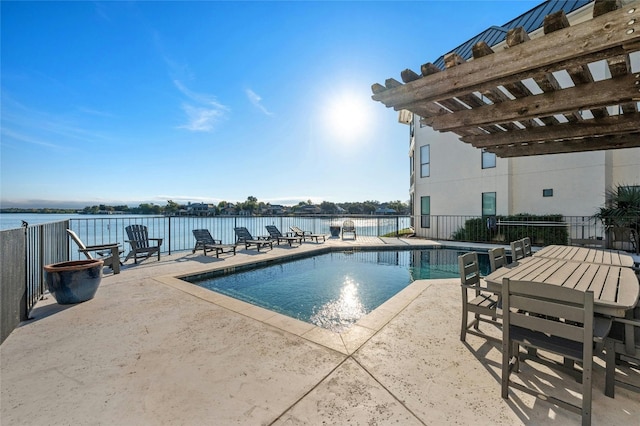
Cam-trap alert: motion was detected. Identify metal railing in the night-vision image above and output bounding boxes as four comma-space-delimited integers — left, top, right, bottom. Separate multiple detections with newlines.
413, 215, 609, 246
67, 215, 412, 259
1, 220, 68, 344
3, 213, 636, 344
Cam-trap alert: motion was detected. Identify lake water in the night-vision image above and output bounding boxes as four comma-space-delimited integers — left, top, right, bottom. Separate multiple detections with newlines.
1, 213, 412, 259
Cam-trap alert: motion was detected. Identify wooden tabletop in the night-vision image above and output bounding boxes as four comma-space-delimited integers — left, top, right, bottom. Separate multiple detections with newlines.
533, 244, 634, 267
485, 256, 639, 317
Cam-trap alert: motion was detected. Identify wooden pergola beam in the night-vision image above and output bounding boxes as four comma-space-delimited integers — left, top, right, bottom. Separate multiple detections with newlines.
423, 73, 638, 132
461, 112, 640, 147
371, 3, 640, 107
488, 133, 640, 157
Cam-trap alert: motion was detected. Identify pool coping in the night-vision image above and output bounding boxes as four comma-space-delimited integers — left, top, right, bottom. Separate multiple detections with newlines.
155, 242, 479, 355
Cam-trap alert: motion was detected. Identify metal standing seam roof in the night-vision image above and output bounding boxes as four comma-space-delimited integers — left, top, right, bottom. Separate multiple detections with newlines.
433, 0, 592, 69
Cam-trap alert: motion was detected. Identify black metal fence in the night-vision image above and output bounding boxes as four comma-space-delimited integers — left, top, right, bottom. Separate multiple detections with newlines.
1, 220, 68, 344
2, 213, 636, 344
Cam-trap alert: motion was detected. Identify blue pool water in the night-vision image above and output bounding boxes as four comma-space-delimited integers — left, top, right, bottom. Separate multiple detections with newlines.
184, 248, 490, 332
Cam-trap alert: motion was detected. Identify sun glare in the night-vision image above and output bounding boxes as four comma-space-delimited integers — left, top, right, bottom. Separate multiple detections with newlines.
324, 92, 371, 143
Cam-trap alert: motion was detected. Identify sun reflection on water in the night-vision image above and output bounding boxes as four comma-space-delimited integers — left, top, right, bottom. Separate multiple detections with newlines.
310, 276, 366, 332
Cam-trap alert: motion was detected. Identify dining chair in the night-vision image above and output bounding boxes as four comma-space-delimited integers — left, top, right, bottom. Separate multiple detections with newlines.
501, 278, 611, 426
604, 305, 640, 398
488, 247, 507, 272
458, 252, 500, 343
510, 240, 525, 261
522, 237, 532, 257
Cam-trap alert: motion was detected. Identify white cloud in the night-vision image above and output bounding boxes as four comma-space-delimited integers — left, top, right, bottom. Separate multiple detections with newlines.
245, 88, 273, 116
174, 80, 229, 132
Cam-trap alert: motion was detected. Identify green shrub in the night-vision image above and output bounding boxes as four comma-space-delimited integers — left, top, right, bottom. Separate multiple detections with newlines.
451, 214, 568, 245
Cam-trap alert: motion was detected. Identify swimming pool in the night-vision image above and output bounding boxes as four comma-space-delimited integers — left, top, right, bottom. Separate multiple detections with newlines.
183, 248, 490, 332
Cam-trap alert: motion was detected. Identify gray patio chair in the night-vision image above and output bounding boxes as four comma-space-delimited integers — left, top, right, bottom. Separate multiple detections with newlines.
604, 305, 640, 398
192, 229, 236, 258
265, 225, 302, 247
501, 278, 611, 426
488, 247, 507, 272
522, 237, 532, 257
510, 239, 525, 261
458, 252, 500, 343
66, 229, 123, 274
124, 224, 163, 264
341, 220, 356, 240
233, 227, 273, 252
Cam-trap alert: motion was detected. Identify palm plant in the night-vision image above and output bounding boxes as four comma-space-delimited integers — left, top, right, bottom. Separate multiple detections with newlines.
593, 184, 640, 253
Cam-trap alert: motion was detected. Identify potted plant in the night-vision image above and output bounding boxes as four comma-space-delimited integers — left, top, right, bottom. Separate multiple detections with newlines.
43, 259, 104, 304
593, 184, 640, 254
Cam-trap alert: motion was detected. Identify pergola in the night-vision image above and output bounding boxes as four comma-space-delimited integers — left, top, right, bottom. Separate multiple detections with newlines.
371, 0, 640, 157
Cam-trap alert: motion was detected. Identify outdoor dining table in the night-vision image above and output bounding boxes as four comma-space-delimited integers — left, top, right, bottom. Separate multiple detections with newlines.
485, 256, 639, 318
533, 244, 634, 268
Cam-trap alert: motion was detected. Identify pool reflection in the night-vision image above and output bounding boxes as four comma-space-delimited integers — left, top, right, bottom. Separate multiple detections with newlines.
310, 275, 366, 332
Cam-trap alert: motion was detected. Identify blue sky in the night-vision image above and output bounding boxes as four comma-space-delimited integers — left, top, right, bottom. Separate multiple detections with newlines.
1, 0, 540, 209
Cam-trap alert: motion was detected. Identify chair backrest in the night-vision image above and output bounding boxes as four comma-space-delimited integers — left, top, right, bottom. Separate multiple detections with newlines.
510, 240, 525, 261
234, 227, 254, 242
343, 220, 355, 231
126, 225, 151, 249
503, 278, 593, 348
458, 252, 481, 289
522, 237, 532, 257
290, 226, 304, 236
265, 225, 282, 238
66, 229, 93, 260
192, 229, 215, 244
488, 247, 507, 272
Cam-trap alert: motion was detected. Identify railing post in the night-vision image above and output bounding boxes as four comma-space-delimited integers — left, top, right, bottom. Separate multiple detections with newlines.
168, 216, 172, 255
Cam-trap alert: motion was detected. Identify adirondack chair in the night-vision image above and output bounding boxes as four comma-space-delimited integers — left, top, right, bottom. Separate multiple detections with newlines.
265, 225, 302, 247
124, 224, 163, 264
233, 227, 273, 252
290, 226, 326, 243
192, 229, 236, 258
341, 220, 356, 240
66, 229, 123, 274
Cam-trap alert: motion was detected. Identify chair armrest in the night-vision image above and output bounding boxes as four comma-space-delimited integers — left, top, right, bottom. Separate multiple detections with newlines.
593, 316, 612, 343
82, 243, 121, 251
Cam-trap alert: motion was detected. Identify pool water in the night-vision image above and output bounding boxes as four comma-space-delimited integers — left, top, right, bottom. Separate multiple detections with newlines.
184, 248, 490, 332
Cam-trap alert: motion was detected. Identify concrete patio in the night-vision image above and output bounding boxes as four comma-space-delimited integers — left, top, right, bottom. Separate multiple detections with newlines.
1, 237, 639, 425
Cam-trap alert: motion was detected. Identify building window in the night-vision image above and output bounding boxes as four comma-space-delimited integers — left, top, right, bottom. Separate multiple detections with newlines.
543, 188, 553, 197
482, 192, 496, 216
482, 149, 496, 169
420, 145, 430, 177
421, 196, 430, 228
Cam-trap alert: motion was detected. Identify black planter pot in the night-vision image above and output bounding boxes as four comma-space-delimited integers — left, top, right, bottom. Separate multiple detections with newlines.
44, 259, 103, 304
329, 226, 341, 237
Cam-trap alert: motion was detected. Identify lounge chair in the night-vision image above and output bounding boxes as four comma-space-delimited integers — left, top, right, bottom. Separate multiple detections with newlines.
124, 224, 163, 264
66, 229, 123, 274
341, 220, 356, 240
192, 229, 236, 258
290, 226, 326, 243
233, 227, 273, 252
265, 225, 302, 247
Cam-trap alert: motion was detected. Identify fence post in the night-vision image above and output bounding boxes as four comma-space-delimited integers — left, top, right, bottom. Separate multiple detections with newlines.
168, 216, 172, 255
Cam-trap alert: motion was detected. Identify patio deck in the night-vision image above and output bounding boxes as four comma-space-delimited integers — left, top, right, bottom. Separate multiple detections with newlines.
1, 237, 638, 425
